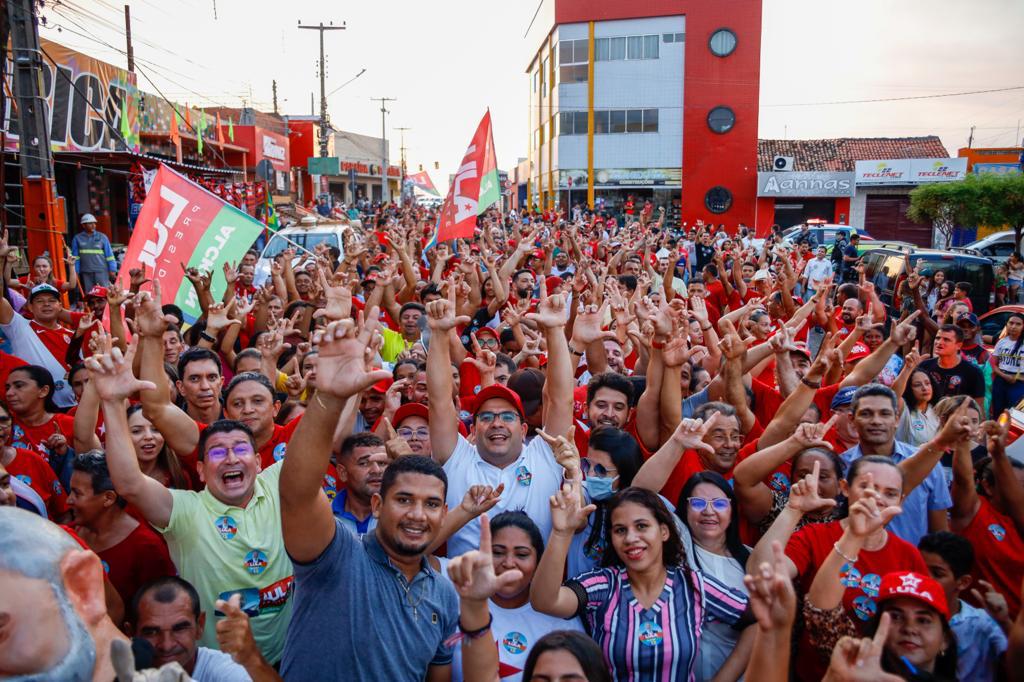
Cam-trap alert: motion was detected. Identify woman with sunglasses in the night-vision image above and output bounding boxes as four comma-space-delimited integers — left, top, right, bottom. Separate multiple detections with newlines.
531, 483, 750, 680
567, 426, 644, 577
678, 472, 755, 680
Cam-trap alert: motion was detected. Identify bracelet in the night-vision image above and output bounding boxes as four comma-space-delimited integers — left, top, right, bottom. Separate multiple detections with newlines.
568, 344, 584, 356
199, 331, 216, 343
800, 376, 822, 389
314, 392, 329, 411
458, 613, 493, 640
651, 339, 666, 350
832, 542, 858, 564
701, 324, 712, 331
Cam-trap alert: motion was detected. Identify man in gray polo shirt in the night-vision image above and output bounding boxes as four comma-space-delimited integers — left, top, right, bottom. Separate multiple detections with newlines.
280, 314, 459, 681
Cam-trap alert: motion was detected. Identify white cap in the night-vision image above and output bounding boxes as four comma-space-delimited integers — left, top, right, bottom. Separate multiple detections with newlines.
80, 213, 97, 224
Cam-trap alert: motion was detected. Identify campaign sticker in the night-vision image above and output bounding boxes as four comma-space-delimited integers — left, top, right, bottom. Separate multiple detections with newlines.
272, 442, 287, 462
515, 465, 532, 487
15, 474, 31, 486
839, 564, 861, 588
101, 560, 110, 574
853, 595, 877, 621
638, 621, 664, 647
244, 549, 268, 575
502, 632, 528, 654
770, 472, 790, 494
322, 473, 338, 500
214, 515, 238, 541
989, 523, 1007, 542
859, 573, 881, 598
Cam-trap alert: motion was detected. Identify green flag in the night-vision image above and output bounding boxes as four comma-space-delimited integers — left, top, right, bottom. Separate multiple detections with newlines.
477, 111, 500, 213
119, 96, 131, 149
197, 110, 206, 155
228, 117, 234, 142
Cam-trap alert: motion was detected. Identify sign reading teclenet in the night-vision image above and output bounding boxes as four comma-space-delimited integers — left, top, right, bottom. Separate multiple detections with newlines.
118, 164, 265, 324
757, 171, 854, 197
854, 158, 967, 185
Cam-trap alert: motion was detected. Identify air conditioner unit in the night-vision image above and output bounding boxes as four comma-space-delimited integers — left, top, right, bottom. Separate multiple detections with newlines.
773, 156, 795, 171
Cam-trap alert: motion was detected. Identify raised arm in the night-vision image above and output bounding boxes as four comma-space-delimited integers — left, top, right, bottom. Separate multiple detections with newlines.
87, 342, 173, 528
743, 541, 797, 682
899, 399, 972, 494
985, 415, 1024, 539
425, 286, 470, 465
529, 478, 596, 618
838, 311, 920, 389
72, 378, 103, 453
632, 415, 720, 493
280, 314, 390, 564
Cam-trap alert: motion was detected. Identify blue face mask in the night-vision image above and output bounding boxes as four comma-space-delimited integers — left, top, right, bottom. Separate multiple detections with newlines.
583, 475, 618, 501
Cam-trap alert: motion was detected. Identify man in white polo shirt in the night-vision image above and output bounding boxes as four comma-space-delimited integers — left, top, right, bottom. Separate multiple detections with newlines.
425, 283, 577, 557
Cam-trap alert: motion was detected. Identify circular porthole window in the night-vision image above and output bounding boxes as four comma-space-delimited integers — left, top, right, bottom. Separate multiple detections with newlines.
708, 29, 737, 57
705, 186, 733, 214
707, 106, 736, 134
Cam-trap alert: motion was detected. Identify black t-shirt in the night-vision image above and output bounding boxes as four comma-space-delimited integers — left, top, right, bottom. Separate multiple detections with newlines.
696, 244, 716, 271
918, 357, 985, 401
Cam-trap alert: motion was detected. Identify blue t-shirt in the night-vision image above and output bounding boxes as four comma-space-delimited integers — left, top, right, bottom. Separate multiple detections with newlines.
280, 522, 458, 680
951, 600, 1006, 682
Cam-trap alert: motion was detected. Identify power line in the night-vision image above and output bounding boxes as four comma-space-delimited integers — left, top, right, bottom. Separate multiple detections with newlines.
763, 85, 1024, 107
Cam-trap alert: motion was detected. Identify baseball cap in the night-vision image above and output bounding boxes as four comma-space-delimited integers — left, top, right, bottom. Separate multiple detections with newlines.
474, 383, 527, 421
846, 342, 870, 362
393, 401, 429, 427
29, 283, 61, 301
367, 377, 393, 394
877, 571, 950, 621
751, 269, 770, 282
957, 313, 980, 327
789, 342, 812, 360
831, 386, 858, 411
475, 326, 499, 340
545, 275, 563, 293
85, 285, 108, 299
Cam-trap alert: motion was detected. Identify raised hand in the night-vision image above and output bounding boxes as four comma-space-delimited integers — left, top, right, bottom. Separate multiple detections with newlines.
314, 269, 353, 321
791, 415, 838, 449
222, 260, 238, 285
214, 593, 262, 669
635, 296, 672, 337
447, 515, 523, 603
971, 579, 1011, 627
458, 483, 504, 518
668, 414, 720, 454
133, 284, 176, 337
382, 417, 415, 459
846, 476, 901, 537
743, 541, 797, 632
536, 426, 581, 480
933, 398, 978, 449
425, 284, 470, 332
284, 373, 307, 399
548, 478, 596, 536
890, 310, 921, 346
856, 302, 884, 332
83, 339, 156, 402
205, 302, 240, 334
786, 459, 839, 514
525, 281, 568, 330
312, 311, 392, 401
571, 303, 615, 346
823, 612, 903, 682
662, 335, 694, 368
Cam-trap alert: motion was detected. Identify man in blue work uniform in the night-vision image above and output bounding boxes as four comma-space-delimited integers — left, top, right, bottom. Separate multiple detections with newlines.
70, 214, 117, 292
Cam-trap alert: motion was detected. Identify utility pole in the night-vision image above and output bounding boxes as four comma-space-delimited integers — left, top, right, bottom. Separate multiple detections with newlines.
298, 20, 345, 158
123, 5, 134, 72
968, 125, 975, 149
394, 126, 411, 203
272, 79, 278, 114
371, 97, 396, 204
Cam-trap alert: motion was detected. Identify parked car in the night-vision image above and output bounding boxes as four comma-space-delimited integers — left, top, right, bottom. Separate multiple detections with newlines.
963, 230, 1021, 264
781, 223, 874, 254
858, 246, 995, 318
978, 304, 1024, 348
253, 217, 349, 287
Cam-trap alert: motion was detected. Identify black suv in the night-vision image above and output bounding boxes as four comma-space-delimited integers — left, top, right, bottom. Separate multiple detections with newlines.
858, 247, 994, 317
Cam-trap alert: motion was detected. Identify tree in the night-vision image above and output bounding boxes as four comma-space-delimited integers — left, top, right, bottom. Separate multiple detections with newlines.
907, 175, 984, 248
976, 172, 1024, 251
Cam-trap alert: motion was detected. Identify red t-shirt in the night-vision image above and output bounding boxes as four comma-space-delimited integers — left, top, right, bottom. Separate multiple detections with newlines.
11, 413, 76, 462
752, 380, 841, 426
787, 521, 928, 681
959, 498, 1024, 619
67, 311, 105, 364
5, 446, 67, 517
705, 280, 731, 314
97, 521, 176, 606
29, 320, 75, 369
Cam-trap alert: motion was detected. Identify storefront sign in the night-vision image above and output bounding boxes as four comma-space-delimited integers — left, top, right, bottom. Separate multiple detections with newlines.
308, 156, 340, 176
3, 38, 138, 152
560, 168, 682, 188
262, 135, 286, 161
855, 158, 967, 184
974, 162, 1022, 175
757, 172, 854, 197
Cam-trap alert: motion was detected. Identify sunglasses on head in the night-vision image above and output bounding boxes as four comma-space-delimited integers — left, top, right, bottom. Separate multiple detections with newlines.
687, 497, 730, 513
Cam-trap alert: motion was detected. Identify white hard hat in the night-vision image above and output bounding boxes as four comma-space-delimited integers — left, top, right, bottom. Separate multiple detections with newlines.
80, 213, 97, 224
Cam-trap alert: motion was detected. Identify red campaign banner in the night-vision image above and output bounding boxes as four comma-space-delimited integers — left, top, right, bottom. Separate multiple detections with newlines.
434, 111, 492, 243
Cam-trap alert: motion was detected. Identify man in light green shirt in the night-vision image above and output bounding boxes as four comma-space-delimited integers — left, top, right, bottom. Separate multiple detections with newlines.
88, 340, 293, 665
379, 301, 425, 363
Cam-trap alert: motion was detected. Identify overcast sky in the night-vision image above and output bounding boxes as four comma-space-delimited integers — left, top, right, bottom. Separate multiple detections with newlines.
43, 0, 1024, 189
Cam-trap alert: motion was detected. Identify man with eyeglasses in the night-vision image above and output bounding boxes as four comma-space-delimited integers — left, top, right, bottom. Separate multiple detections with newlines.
88, 345, 295, 666
332, 432, 387, 538
393, 401, 432, 456
425, 283, 575, 557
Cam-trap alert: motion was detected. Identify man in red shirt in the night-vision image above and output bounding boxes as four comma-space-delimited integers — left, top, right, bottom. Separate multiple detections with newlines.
24, 284, 76, 369
66, 451, 175, 605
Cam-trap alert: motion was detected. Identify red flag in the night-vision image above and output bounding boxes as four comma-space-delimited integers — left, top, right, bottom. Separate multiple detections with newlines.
434, 111, 491, 244
216, 113, 225, 145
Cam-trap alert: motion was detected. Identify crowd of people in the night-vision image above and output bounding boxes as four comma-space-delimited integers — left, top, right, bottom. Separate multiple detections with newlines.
2, 201, 1024, 682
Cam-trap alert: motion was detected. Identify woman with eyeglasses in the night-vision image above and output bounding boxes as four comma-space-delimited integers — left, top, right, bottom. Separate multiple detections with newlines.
531, 484, 750, 680
678, 472, 754, 680
566, 426, 644, 577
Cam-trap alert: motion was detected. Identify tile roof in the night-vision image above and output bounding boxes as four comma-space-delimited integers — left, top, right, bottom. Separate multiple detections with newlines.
757, 136, 950, 172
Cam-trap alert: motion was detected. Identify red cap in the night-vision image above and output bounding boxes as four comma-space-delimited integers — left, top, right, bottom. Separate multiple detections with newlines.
372, 253, 389, 264
846, 342, 870, 362
393, 401, 429, 426
532, 249, 545, 260
368, 377, 393, 394
86, 285, 108, 299
790, 341, 812, 360
472, 384, 526, 421
545, 275, 564, 293
475, 326, 499, 339
877, 571, 950, 620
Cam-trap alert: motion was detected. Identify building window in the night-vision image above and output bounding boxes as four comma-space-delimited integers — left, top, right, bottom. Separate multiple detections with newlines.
589, 109, 657, 135
594, 110, 610, 134
626, 109, 643, 133
558, 111, 591, 136
558, 38, 588, 83
707, 106, 735, 134
663, 32, 685, 43
705, 186, 733, 213
595, 34, 659, 61
575, 111, 588, 135
609, 110, 626, 134
642, 108, 658, 133
709, 28, 737, 57
644, 34, 659, 58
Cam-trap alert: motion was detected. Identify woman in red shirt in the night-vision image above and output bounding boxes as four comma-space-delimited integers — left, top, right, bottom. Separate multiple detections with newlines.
0, 401, 67, 518
6, 366, 74, 471
11, 253, 78, 293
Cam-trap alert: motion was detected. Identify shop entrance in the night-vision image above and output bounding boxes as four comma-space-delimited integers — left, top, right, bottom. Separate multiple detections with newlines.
773, 198, 836, 229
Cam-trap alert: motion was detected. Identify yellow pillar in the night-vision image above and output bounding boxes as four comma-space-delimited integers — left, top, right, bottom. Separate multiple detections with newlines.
546, 35, 555, 211
587, 21, 595, 209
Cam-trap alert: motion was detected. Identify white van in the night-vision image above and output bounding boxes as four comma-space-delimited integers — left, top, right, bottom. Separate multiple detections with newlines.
253, 217, 350, 287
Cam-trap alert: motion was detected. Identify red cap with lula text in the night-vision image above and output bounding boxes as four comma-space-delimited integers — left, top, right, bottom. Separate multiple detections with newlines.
877, 571, 950, 620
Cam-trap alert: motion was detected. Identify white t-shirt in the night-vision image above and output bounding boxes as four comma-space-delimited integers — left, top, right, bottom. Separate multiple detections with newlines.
896, 406, 940, 447
192, 647, 252, 682
443, 435, 565, 558
452, 601, 584, 682
994, 336, 1024, 374
803, 257, 834, 289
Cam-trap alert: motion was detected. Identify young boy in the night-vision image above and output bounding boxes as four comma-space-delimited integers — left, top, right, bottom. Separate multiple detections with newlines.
919, 532, 1008, 682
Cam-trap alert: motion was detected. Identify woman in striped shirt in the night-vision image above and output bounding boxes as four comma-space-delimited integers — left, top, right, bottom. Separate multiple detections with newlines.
530, 483, 751, 681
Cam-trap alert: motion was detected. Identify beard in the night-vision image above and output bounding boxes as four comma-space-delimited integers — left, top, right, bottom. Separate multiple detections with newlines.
516, 288, 532, 299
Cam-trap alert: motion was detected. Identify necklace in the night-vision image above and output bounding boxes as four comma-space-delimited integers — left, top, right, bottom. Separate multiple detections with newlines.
399, 575, 427, 620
